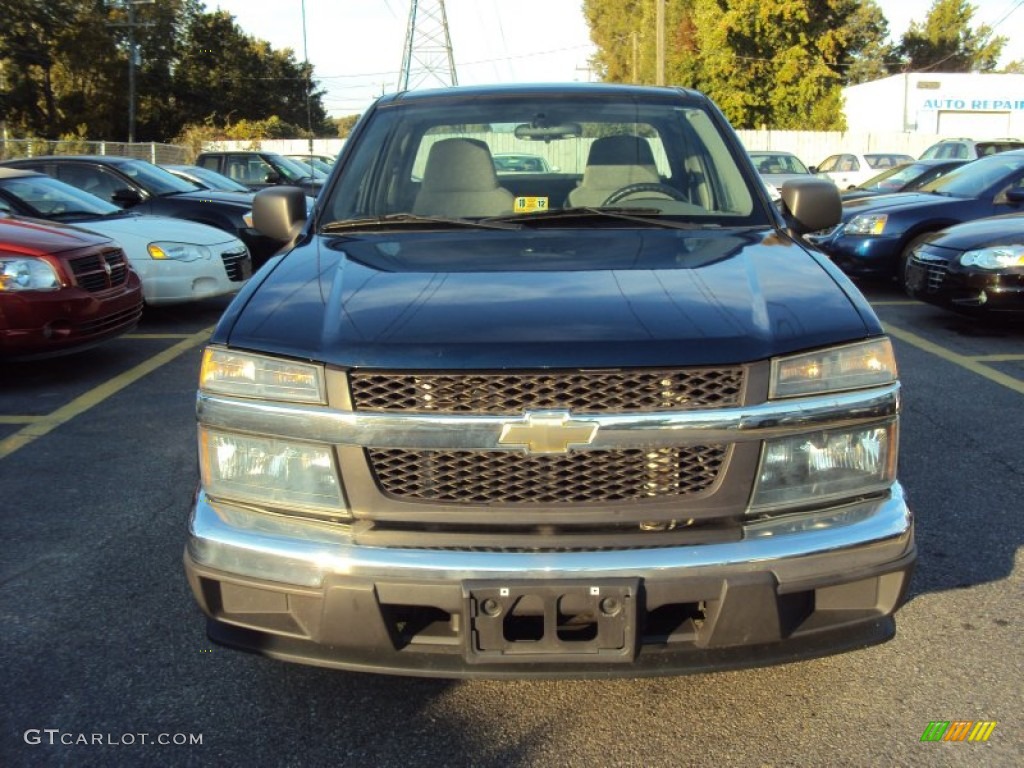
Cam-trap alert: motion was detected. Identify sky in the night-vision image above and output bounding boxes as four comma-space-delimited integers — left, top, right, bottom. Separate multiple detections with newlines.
210, 0, 1024, 118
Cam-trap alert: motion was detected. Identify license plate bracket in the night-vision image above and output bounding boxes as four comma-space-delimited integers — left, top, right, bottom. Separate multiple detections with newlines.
463, 579, 639, 664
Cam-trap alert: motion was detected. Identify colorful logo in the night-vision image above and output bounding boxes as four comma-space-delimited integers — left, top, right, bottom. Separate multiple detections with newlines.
920, 721, 997, 742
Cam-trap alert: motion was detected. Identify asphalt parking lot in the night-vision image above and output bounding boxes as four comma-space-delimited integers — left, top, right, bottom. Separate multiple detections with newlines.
1, 284, 1021, 767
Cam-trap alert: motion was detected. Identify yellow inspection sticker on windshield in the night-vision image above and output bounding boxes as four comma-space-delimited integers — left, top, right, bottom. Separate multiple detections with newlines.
514, 197, 549, 214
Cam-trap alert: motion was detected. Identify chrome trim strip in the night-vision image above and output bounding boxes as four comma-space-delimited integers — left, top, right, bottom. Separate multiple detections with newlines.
187, 485, 914, 588
196, 383, 900, 451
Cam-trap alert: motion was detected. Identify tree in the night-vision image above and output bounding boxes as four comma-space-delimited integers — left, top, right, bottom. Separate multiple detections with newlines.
690, 0, 872, 130
842, 1, 900, 85
0, 0, 332, 142
334, 114, 361, 137
899, 0, 1005, 72
583, 0, 892, 130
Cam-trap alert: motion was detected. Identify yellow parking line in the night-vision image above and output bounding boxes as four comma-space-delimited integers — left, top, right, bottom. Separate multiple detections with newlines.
884, 321, 1024, 396
0, 416, 45, 425
124, 333, 198, 340
970, 354, 1024, 363
0, 326, 213, 460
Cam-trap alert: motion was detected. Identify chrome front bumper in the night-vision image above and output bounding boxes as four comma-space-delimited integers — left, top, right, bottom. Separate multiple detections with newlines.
187, 485, 913, 589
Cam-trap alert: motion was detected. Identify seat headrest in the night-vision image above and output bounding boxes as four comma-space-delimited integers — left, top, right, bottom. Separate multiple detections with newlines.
586, 135, 656, 167
420, 138, 501, 193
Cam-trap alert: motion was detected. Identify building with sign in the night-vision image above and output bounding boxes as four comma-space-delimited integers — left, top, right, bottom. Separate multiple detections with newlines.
843, 73, 1024, 137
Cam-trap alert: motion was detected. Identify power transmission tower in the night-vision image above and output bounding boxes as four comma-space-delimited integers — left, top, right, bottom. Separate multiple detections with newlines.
398, 0, 458, 91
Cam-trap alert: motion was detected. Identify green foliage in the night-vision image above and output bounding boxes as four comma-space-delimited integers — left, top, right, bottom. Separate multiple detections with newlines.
899, 0, 1004, 72
582, 0, 1008, 130
0, 0, 332, 142
333, 114, 361, 138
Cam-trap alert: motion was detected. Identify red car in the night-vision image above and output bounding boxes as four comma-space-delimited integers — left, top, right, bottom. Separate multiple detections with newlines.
1, 217, 144, 360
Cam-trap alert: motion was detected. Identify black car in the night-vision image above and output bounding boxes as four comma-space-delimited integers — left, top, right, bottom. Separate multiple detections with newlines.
195, 151, 325, 196
841, 159, 967, 201
905, 213, 1024, 316
808, 150, 1024, 283
0, 155, 280, 268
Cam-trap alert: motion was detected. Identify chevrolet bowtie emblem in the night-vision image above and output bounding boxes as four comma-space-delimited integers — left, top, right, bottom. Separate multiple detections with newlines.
497, 410, 599, 454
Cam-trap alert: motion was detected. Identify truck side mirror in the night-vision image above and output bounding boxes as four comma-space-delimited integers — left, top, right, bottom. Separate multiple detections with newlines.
252, 187, 308, 243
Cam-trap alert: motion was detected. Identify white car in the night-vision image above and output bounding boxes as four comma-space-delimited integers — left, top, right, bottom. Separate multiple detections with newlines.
812, 152, 914, 190
0, 168, 251, 305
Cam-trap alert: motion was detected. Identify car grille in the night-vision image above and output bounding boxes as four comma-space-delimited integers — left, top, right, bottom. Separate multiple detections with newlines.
77, 302, 144, 338
220, 246, 250, 282
68, 248, 130, 292
349, 368, 745, 413
367, 445, 728, 504
910, 254, 947, 293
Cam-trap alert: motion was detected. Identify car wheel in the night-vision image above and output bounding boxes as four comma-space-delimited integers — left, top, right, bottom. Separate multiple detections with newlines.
898, 233, 933, 288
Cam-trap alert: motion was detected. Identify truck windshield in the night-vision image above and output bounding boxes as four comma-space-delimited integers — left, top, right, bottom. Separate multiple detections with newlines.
322, 92, 764, 228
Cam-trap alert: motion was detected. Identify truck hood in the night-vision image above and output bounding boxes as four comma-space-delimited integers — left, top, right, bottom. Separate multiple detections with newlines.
222, 228, 877, 369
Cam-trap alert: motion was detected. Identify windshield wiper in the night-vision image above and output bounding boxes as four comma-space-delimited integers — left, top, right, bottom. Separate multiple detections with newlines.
321, 213, 522, 232
484, 207, 716, 230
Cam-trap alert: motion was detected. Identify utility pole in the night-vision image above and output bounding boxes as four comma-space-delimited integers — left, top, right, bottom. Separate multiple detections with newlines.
655, 0, 665, 86
399, 0, 458, 91
109, 0, 154, 143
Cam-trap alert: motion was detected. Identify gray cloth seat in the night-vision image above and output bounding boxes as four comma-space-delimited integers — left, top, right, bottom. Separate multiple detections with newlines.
412, 138, 515, 217
567, 135, 661, 207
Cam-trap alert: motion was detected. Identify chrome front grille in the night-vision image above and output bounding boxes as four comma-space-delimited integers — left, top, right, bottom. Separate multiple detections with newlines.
220, 247, 250, 282
350, 368, 745, 413
367, 445, 728, 504
68, 248, 129, 292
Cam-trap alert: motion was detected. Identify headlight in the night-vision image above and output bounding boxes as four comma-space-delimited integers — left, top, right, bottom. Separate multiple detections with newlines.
0, 257, 61, 291
845, 213, 889, 235
961, 245, 1024, 270
200, 347, 325, 404
770, 339, 897, 398
147, 242, 211, 262
751, 423, 897, 512
199, 427, 346, 516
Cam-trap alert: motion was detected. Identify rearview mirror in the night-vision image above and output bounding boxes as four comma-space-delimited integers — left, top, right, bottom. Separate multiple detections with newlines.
514, 122, 582, 141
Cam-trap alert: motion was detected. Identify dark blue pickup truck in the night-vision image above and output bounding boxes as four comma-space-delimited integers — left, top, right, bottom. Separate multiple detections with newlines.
185, 83, 915, 678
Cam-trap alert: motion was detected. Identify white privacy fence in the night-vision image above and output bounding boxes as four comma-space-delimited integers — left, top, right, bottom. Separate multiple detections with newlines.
211, 131, 943, 169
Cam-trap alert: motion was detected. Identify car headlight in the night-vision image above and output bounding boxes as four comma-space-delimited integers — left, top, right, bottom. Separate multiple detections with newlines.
751, 423, 897, 512
845, 213, 889, 235
198, 427, 346, 516
200, 347, 326, 404
960, 245, 1024, 270
147, 242, 211, 262
0, 257, 61, 291
770, 338, 897, 398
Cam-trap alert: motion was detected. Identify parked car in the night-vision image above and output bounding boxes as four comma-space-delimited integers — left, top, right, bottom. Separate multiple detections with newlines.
905, 213, 1024, 316
492, 152, 556, 173
285, 153, 336, 170
285, 155, 334, 175
185, 82, 914, 678
195, 150, 325, 196
842, 159, 968, 201
807, 149, 1024, 282
1, 215, 143, 360
813, 152, 914, 190
161, 164, 252, 193
0, 168, 251, 305
0, 155, 279, 268
749, 150, 813, 187
919, 137, 1024, 160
